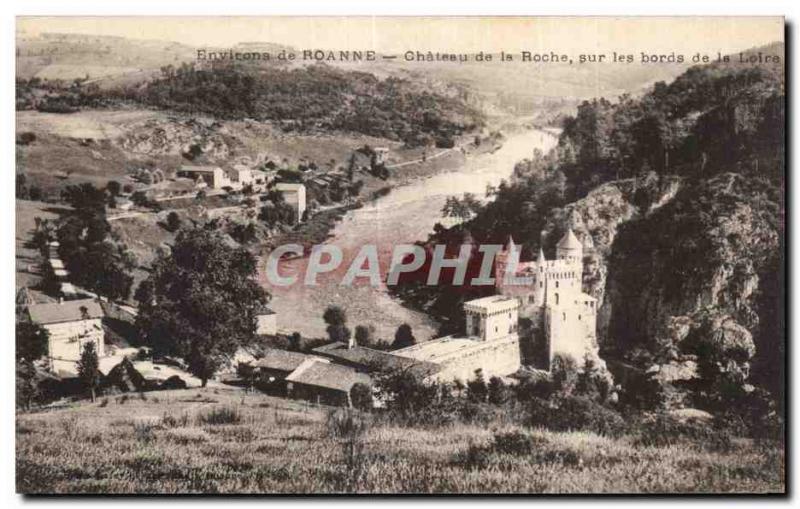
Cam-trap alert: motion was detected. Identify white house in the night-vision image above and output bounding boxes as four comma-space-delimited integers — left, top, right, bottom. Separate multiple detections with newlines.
256, 307, 278, 336
27, 298, 106, 376
177, 165, 230, 189
275, 183, 307, 223
227, 165, 254, 189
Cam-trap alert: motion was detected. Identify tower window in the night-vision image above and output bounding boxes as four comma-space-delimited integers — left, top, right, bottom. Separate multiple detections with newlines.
562, 312, 566, 320
555, 281, 559, 288
554, 293, 559, 305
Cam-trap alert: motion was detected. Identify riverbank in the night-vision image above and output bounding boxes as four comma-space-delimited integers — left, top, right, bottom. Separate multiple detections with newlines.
261, 127, 558, 342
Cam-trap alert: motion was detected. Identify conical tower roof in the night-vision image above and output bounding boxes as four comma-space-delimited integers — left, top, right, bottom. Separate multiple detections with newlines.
556, 228, 582, 250
504, 235, 517, 252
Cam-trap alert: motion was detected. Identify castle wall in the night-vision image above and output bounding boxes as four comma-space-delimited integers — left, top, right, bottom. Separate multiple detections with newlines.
429, 336, 522, 383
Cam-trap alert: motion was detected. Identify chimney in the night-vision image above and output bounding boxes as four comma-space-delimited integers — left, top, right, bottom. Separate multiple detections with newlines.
347, 335, 356, 350
58, 297, 64, 304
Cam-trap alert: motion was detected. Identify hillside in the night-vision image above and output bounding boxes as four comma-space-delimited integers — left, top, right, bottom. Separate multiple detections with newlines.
16, 387, 784, 494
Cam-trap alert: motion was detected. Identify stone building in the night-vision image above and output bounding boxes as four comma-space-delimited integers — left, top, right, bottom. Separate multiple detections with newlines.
177, 165, 229, 189
275, 183, 307, 223
27, 298, 106, 376
394, 295, 521, 382
393, 228, 600, 382
495, 229, 598, 368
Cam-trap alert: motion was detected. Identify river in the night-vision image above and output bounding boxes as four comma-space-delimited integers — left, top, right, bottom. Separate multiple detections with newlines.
263, 128, 558, 341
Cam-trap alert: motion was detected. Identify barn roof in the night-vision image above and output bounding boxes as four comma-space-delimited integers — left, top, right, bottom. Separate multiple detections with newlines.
286, 359, 371, 393
28, 299, 104, 325
312, 342, 440, 376
255, 349, 315, 373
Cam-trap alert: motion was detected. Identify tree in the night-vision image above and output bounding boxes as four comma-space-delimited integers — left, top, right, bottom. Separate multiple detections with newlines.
350, 383, 373, 411
289, 332, 302, 352
165, 211, 182, 232
323, 306, 351, 343
467, 368, 488, 403
61, 183, 107, 218
354, 325, 375, 348
16, 360, 40, 410
488, 376, 509, 405
135, 227, 270, 387
391, 323, 415, 350
106, 180, 122, 197
77, 341, 101, 402
16, 322, 49, 362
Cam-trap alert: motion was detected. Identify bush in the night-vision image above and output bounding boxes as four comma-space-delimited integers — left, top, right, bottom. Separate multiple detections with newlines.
633, 413, 733, 451
197, 405, 242, 425
326, 408, 369, 440
492, 429, 546, 456
165, 212, 182, 232
350, 383, 373, 411
529, 395, 627, 437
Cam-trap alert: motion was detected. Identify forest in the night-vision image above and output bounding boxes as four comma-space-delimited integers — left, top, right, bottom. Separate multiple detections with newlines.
16, 63, 485, 148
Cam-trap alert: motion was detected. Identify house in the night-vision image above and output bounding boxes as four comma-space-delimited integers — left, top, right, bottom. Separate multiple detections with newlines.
176, 165, 229, 189
253, 348, 323, 394
285, 358, 372, 407
27, 298, 105, 375
116, 198, 133, 211
373, 147, 390, 165
60, 283, 78, 298
227, 165, 254, 188
275, 183, 307, 223
312, 338, 439, 378
256, 307, 278, 336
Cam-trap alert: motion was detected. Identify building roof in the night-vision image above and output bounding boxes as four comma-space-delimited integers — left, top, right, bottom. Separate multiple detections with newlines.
557, 229, 582, 250
49, 259, 65, 270
179, 165, 222, 173
286, 359, 371, 393
275, 183, 305, 192
255, 348, 318, 373
312, 342, 440, 376
463, 295, 520, 313
28, 299, 104, 325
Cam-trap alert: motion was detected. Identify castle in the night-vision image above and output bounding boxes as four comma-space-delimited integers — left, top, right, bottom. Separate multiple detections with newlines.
394, 228, 599, 382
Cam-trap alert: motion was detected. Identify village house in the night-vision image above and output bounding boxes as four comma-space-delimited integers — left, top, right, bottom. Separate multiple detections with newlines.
253, 349, 319, 394
313, 337, 439, 377
176, 165, 229, 189
285, 358, 372, 407
27, 298, 106, 376
226, 165, 254, 189
115, 198, 133, 211
248, 348, 370, 406
256, 307, 278, 336
373, 147, 390, 165
275, 182, 307, 223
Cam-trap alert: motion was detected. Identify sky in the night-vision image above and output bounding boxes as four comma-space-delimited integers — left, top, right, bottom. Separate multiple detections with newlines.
17, 16, 784, 56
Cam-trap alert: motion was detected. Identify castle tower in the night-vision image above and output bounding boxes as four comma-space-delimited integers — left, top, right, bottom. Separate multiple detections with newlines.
495, 235, 519, 289
464, 295, 520, 342
556, 229, 583, 266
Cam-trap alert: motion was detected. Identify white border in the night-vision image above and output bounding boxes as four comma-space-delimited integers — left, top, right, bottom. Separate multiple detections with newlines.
3, 1, 796, 507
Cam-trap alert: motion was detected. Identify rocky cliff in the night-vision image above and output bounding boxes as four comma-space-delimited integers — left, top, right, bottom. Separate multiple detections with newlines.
543, 172, 782, 399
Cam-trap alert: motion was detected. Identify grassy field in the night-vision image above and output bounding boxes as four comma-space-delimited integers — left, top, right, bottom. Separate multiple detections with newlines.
16, 387, 785, 494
